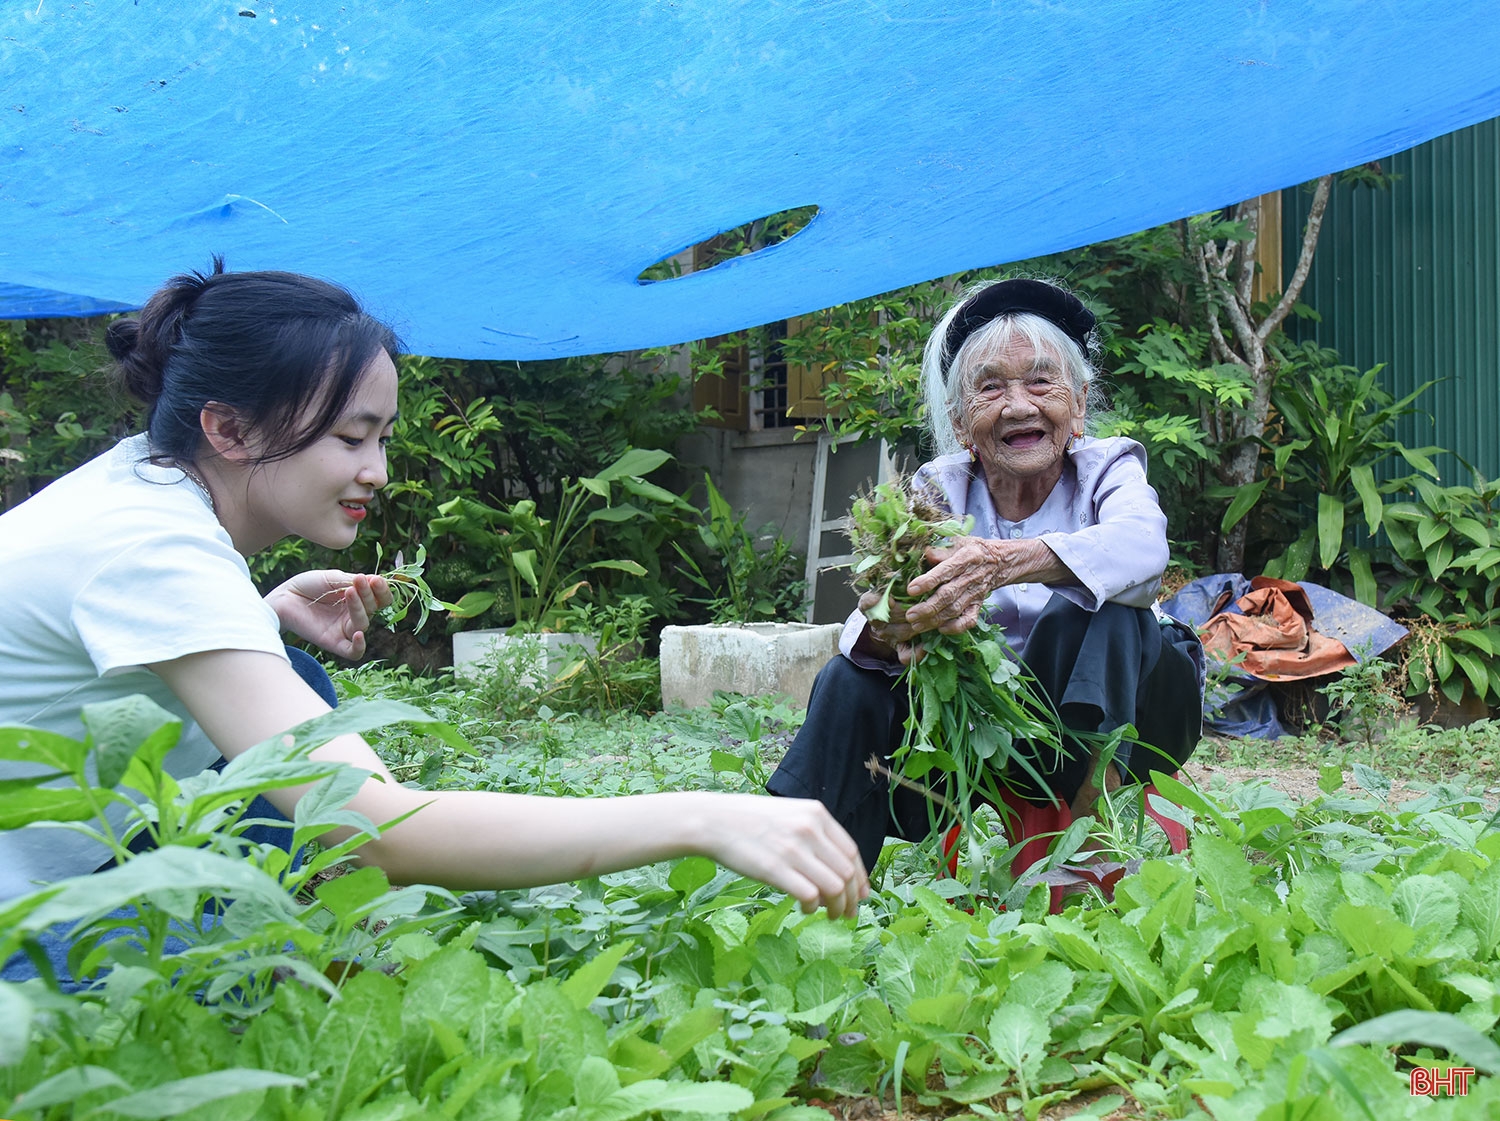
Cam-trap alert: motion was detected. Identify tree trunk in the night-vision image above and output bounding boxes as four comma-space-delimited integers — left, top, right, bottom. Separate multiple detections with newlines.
1201, 176, 1332, 573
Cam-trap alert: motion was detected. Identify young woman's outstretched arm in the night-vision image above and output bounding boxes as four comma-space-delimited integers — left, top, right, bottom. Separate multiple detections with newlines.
150, 649, 869, 917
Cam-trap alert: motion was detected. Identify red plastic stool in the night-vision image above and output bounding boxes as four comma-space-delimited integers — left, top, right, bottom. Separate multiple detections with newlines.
942, 780, 1190, 913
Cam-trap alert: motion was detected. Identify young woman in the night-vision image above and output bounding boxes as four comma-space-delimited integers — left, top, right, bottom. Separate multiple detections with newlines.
0, 261, 867, 917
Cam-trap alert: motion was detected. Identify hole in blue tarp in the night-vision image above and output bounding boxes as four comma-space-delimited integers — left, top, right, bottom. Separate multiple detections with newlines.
636, 204, 818, 284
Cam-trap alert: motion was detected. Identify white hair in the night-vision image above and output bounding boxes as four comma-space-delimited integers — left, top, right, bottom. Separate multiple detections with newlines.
920, 285, 1105, 458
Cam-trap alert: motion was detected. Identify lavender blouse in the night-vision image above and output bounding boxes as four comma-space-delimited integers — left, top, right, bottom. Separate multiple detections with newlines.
841, 435, 1170, 671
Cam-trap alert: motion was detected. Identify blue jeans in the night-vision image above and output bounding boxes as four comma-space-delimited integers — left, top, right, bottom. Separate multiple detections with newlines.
1, 646, 338, 989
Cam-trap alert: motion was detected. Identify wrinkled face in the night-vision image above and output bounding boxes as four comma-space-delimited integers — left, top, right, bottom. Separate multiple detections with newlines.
246, 351, 399, 549
956, 335, 1085, 486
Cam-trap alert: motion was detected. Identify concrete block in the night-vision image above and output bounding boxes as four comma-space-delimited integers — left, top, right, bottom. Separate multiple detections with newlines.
659, 622, 843, 710
451, 629, 597, 685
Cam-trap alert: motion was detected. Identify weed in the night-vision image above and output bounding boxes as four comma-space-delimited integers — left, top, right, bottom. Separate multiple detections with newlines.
1319, 653, 1407, 757
372, 542, 453, 632
674, 473, 807, 622
542, 596, 662, 715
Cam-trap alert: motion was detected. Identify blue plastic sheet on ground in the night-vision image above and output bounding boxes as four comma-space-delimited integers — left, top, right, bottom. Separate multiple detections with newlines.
3, 2, 1498, 358
1162, 573, 1408, 739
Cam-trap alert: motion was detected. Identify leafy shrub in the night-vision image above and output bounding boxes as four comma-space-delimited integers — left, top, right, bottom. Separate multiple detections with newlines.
0, 318, 132, 511
1247, 346, 1441, 599
543, 596, 663, 715
430, 448, 696, 631
673, 474, 807, 623
250, 350, 702, 603
1383, 474, 1500, 704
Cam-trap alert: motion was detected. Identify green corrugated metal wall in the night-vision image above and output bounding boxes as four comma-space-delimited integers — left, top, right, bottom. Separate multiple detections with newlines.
1283, 115, 1500, 480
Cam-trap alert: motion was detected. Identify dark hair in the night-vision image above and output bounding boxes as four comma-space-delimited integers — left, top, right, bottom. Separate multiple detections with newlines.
106, 256, 402, 465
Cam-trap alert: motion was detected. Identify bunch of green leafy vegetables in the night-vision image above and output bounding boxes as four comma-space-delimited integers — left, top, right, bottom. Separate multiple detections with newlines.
848, 479, 1129, 854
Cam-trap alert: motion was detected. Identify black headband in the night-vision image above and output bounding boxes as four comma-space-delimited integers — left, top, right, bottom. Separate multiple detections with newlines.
940, 279, 1095, 381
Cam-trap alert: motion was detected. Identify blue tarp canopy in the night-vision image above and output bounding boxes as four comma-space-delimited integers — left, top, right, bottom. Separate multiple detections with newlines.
4, 2, 1498, 359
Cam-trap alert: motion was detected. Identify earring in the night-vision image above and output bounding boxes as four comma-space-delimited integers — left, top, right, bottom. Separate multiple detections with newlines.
962, 441, 977, 462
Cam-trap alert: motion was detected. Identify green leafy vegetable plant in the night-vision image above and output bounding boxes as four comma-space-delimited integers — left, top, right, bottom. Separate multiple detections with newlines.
9, 677, 1500, 1120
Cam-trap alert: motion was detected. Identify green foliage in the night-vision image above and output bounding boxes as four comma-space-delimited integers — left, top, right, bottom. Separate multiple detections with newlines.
641, 204, 819, 283
9, 679, 1500, 1119
0, 318, 131, 510
0, 695, 465, 1015
1238, 346, 1441, 599
781, 279, 973, 451
542, 597, 663, 715
1102, 319, 1243, 481
673, 474, 807, 623
1319, 656, 1407, 754
430, 447, 696, 631
1380, 473, 1500, 705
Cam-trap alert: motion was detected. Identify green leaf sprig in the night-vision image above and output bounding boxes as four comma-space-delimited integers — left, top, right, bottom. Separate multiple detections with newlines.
374, 543, 456, 634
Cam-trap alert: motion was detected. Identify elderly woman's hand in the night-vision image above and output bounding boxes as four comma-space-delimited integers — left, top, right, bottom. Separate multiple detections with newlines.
856, 539, 1000, 665
858, 534, 1074, 663
859, 536, 1075, 662
903, 536, 1012, 635
857, 588, 923, 664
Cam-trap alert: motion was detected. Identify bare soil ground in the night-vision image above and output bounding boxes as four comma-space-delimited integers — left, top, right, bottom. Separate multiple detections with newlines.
1184, 740, 1499, 810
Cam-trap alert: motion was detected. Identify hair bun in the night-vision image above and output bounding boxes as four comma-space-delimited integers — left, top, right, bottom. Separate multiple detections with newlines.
104, 316, 138, 362
106, 317, 166, 404
110, 260, 224, 406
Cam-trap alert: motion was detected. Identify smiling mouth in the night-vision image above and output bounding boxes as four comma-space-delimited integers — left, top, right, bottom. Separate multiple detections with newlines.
339, 500, 368, 520
1002, 429, 1046, 446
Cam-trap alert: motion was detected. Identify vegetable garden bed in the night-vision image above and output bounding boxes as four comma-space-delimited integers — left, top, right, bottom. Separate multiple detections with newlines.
5, 667, 1500, 1121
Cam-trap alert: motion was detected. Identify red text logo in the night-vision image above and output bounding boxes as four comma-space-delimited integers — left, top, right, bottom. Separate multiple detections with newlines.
1409, 1066, 1475, 1097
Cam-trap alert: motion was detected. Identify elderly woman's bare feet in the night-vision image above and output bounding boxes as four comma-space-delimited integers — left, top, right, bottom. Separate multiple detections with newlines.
1069, 752, 1123, 819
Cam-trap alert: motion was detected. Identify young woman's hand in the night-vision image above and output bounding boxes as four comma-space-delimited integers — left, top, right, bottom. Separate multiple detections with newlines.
694, 795, 869, 918
264, 570, 393, 659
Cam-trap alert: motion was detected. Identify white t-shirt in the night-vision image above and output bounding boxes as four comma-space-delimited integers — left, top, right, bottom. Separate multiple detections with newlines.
0, 434, 289, 899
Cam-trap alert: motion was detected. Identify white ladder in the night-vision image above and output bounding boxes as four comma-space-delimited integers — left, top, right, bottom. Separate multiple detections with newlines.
804, 432, 896, 623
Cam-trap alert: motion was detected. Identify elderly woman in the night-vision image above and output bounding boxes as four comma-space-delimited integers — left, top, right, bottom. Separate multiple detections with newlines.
768, 278, 1203, 873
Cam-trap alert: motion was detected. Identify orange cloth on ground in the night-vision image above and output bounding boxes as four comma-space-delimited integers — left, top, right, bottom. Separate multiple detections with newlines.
1198, 576, 1356, 680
